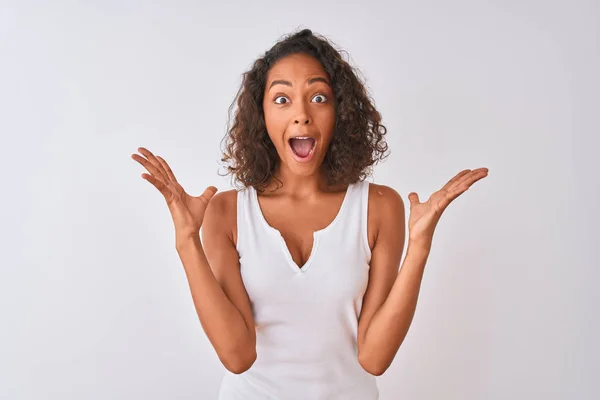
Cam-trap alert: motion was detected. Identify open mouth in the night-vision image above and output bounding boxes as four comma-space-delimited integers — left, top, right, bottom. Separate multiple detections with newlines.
288, 137, 316, 161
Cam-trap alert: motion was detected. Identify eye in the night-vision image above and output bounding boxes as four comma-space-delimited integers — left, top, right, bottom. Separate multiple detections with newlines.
274, 96, 290, 104
311, 94, 328, 103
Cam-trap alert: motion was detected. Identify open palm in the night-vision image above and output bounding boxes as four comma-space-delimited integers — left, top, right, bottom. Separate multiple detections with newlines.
131, 147, 217, 238
408, 168, 488, 243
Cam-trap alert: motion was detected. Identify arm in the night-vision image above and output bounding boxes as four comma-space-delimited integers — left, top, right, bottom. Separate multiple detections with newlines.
357, 168, 489, 375
177, 190, 256, 374
357, 184, 430, 376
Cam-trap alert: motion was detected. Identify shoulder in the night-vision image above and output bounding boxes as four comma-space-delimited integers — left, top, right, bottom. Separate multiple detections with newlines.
203, 189, 239, 241
366, 183, 405, 244
367, 183, 404, 217
206, 188, 238, 216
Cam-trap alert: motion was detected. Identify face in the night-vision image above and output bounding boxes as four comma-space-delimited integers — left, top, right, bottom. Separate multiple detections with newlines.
262, 53, 335, 178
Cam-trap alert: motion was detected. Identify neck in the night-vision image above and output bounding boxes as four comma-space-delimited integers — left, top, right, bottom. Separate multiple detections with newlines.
267, 164, 329, 198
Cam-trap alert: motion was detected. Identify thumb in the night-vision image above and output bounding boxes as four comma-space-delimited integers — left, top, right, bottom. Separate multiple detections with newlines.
408, 192, 420, 207
199, 186, 218, 205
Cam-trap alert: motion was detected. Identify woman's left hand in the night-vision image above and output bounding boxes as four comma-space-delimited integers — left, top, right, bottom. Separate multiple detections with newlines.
407, 168, 489, 247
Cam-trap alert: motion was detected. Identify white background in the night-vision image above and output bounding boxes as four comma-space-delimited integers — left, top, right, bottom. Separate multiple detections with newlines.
1, 0, 598, 399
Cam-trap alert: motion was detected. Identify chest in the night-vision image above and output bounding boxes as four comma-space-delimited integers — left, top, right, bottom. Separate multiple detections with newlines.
238, 185, 372, 310
257, 194, 345, 269
239, 232, 371, 310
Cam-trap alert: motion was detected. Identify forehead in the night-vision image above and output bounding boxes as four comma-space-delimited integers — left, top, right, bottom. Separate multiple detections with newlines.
266, 53, 328, 82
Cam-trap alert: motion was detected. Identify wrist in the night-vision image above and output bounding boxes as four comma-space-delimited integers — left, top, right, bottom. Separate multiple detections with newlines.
176, 231, 201, 251
407, 237, 432, 254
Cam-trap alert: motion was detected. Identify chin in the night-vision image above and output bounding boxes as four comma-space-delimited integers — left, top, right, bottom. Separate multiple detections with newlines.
282, 153, 323, 177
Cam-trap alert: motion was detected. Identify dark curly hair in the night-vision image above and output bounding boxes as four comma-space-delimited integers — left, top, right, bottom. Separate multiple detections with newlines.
220, 28, 389, 191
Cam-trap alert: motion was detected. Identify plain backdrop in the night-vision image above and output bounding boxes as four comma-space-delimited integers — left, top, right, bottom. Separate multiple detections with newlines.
1, 0, 598, 399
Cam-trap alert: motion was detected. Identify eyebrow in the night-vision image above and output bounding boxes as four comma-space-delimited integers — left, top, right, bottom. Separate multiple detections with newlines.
268, 77, 330, 90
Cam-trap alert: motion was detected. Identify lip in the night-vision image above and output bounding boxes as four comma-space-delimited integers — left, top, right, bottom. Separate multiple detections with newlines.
287, 135, 318, 163
288, 131, 317, 139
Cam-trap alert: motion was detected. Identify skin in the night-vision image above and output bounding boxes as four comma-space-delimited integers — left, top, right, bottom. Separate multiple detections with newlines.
131, 52, 489, 376
257, 53, 347, 268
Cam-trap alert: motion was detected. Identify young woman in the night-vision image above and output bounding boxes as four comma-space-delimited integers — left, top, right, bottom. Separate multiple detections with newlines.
132, 29, 488, 400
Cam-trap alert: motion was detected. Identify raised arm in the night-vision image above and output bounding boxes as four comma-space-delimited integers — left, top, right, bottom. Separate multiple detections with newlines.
179, 190, 257, 374
357, 169, 488, 375
132, 147, 256, 374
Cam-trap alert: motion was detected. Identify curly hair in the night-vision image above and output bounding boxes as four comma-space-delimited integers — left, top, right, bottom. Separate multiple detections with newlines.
220, 28, 389, 191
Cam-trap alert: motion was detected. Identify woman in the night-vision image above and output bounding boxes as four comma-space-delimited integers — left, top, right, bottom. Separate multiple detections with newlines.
132, 29, 488, 399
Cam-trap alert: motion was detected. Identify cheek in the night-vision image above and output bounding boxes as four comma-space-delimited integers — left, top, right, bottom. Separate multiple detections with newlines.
316, 107, 336, 140
263, 109, 287, 147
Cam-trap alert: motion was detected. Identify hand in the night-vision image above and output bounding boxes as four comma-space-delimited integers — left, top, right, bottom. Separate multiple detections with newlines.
407, 168, 489, 246
131, 147, 218, 239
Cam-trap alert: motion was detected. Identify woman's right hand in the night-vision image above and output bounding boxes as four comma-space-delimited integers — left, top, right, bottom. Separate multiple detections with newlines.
131, 147, 218, 240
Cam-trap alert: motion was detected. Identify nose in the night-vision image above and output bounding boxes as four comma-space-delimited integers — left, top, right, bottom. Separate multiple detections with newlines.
293, 101, 311, 125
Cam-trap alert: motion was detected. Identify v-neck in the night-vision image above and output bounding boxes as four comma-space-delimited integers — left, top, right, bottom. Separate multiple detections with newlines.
251, 184, 353, 273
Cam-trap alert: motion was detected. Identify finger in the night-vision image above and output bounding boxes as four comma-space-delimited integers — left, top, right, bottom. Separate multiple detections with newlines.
199, 186, 218, 205
442, 186, 468, 206
447, 168, 488, 192
441, 169, 472, 191
131, 153, 168, 185
137, 147, 169, 182
156, 156, 178, 182
408, 192, 420, 207
141, 173, 172, 199
444, 169, 488, 203
137, 147, 169, 183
